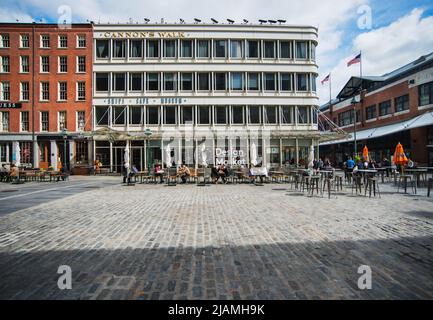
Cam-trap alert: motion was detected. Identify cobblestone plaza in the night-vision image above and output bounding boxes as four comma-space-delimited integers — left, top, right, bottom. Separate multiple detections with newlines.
0, 177, 432, 300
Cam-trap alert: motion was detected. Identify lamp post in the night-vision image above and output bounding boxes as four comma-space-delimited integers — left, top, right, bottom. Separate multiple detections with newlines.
144, 128, 152, 171
62, 128, 68, 171
351, 97, 358, 157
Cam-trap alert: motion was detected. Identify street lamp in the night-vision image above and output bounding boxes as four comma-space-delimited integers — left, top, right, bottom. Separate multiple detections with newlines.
61, 128, 68, 171
144, 128, 152, 171
351, 97, 358, 157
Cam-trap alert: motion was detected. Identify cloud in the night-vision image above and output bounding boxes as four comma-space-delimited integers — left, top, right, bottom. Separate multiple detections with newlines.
318, 8, 433, 104
0, 8, 34, 22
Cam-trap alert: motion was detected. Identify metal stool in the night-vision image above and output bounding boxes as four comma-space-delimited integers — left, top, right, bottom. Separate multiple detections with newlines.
308, 175, 322, 197
427, 178, 433, 197
351, 174, 363, 195
322, 176, 336, 199
397, 175, 416, 194
364, 177, 381, 198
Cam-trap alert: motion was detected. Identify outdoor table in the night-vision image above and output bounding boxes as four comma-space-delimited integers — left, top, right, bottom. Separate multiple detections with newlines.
249, 168, 268, 185
405, 169, 428, 187
356, 169, 378, 185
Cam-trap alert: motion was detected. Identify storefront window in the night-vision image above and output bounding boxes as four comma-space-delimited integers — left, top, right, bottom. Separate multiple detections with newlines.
95, 106, 109, 126
268, 139, 280, 167
75, 140, 88, 164
19, 142, 32, 165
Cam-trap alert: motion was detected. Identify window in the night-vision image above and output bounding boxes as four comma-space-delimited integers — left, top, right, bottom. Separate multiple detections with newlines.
20, 56, 29, 73
96, 40, 109, 58
379, 100, 392, 116
395, 94, 409, 112
280, 73, 292, 91
215, 73, 227, 90
264, 41, 276, 58
280, 41, 291, 59
181, 40, 193, 58
129, 73, 143, 91
231, 73, 244, 91
215, 106, 228, 124
129, 106, 143, 125
296, 73, 309, 91
147, 73, 159, 91
310, 43, 316, 61
58, 82, 67, 101
95, 73, 109, 92
296, 41, 307, 59
181, 73, 193, 91
41, 34, 50, 48
163, 40, 177, 58
419, 81, 433, 107
247, 40, 259, 58
164, 106, 177, 124
366, 105, 376, 120
248, 106, 261, 124
75, 140, 88, 163
112, 73, 126, 91
20, 82, 29, 101
197, 40, 209, 58
21, 111, 29, 132
338, 110, 355, 126
298, 106, 309, 124
147, 40, 159, 58
198, 106, 211, 124
1, 112, 9, 131
129, 40, 143, 58
1, 82, 10, 100
181, 106, 194, 124
58, 35, 67, 48
77, 111, 85, 131
113, 40, 126, 58
77, 35, 86, 48
214, 40, 227, 58
77, 82, 86, 101
248, 73, 260, 91
230, 40, 242, 58
264, 106, 278, 124
0, 56, 9, 73
112, 106, 125, 125
58, 111, 67, 130
40, 82, 49, 101
77, 56, 86, 72
1, 34, 10, 48
59, 56, 67, 73
312, 75, 317, 92
146, 106, 160, 125
264, 73, 276, 91
20, 34, 29, 48
41, 111, 49, 131
163, 73, 177, 91
281, 106, 293, 124
231, 106, 244, 124
95, 106, 109, 126
41, 56, 49, 72
198, 73, 210, 91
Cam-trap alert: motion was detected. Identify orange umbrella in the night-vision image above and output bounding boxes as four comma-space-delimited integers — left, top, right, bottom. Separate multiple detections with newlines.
393, 142, 408, 166
362, 146, 369, 161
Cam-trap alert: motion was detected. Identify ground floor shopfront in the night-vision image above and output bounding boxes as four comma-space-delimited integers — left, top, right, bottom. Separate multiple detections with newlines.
93, 132, 321, 173
0, 134, 93, 173
319, 125, 433, 167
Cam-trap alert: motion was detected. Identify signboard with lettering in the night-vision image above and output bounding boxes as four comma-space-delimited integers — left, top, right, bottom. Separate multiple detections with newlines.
0, 102, 22, 109
102, 31, 186, 39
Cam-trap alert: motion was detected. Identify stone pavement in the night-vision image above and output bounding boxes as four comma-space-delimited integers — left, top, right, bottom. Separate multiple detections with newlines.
0, 177, 432, 300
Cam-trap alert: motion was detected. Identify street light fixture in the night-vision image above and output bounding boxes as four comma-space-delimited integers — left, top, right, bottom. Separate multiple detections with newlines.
144, 128, 152, 171
61, 128, 68, 172
351, 97, 358, 157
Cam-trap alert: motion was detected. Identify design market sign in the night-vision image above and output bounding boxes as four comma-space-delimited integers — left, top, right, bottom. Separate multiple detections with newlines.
0, 102, 22, 109
215, 148, 247, 166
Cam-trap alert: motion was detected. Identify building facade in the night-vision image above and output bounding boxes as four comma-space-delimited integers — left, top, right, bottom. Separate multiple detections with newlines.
92, 23, 320, 172
0, 23, 93, 172
319, 52, 433, 166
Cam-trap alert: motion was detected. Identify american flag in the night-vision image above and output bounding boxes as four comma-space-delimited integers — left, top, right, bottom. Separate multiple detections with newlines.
321, 74, 330, 85
347, 53, 361, 67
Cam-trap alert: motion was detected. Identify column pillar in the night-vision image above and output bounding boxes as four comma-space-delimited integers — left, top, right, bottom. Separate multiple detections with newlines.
50, 140, 58, 171
33, 140, 39, 168
69, 140, 75, 169
12, 141, 19, 164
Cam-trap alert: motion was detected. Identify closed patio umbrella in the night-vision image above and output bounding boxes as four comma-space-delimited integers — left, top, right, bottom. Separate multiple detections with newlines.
308, 145, 315, 169
201, 143, 207, 167
362, 146, 369, 162
124, 144, 130, 172
250, 142, 257, 166
393, 142, 408, 173
165, 144, 172, 168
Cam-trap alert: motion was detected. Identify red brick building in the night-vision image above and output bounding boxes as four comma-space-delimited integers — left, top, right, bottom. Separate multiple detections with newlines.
0, 23, 92, 171
319, 52, 433, 166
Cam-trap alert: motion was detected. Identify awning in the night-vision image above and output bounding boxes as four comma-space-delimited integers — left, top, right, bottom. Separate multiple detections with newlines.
320, 110, 433, 146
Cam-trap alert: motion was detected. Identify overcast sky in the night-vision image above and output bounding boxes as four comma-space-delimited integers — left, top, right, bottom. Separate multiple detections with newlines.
1, 0, 433, 104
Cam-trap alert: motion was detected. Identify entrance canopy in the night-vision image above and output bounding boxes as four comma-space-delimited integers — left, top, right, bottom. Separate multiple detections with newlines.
320, 110, 433, 146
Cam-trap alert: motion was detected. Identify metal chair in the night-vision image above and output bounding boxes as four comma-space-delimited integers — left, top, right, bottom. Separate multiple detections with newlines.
397, 174, 416, 194
167, 167, 178, 186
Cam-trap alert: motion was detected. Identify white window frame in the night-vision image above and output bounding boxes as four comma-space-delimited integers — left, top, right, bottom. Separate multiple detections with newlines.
20, 34, 29, 48
76, 56, 86, 73
58, 82, 67, 101
40, 82, 49, 101
58, 111, 67, 131
0, 111, 10, 132
58, 56, 67, 73
76, 111, 85, 131
20, 56, 29, 73
77, 82, 86, 101
0, 34, 10, 48
40, 34, 50, 48
20, 82, 29, 101
20, 111, 29, 132
0, 56, 10, 73
40, 56, 49, 73
40, 111, 49, 132
58, 35, 68, 48
0, 82, 10, 101
77, 34, 86, 48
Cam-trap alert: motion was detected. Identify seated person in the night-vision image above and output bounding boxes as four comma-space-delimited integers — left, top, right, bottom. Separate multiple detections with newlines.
211, 166, 219, 183
10, 164, 19, 182
177, 164, 190, 184
154, 164, 164, 183
217, 164, 228, 184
